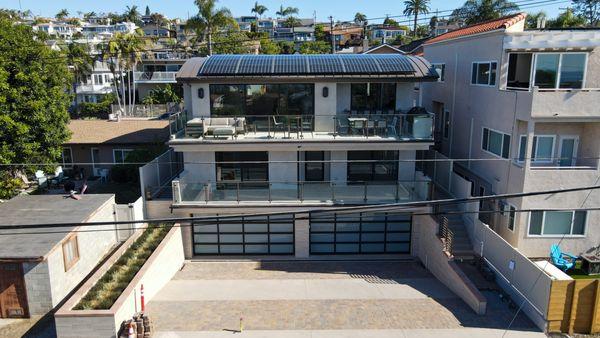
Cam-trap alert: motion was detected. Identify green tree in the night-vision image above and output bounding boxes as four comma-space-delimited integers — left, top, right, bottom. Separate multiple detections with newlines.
56, 9, 69, 20
314, 24, 327, 42
63, 42, 95, 111
251, 1, 268, 32
572, 0, 600, 26
201, 31, 252, 54
83, 12, 97, 21
526, 11, 547, 28
299, 41, 331, 54
278, 40, 295, 54
383, 16, 400, 26
548, 8, 587, 27
259, 37, 281, 54
141, 84, 182, 104
145, 6, 151, 16
187, 0, 237, 55
123, 5, 141, 24
452, 0, 519, 25
354, 12, 367, 25
403, 0, 430, 36
0, 19, 72, 197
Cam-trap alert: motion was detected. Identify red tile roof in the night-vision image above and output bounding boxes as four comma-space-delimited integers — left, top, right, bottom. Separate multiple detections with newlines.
426, 12, 527, 44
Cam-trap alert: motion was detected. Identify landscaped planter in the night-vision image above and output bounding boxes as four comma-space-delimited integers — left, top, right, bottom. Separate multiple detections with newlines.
55, 225, 184, 338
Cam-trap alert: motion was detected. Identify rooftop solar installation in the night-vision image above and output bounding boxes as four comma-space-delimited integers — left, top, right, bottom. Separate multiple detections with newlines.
197, 54, 422, 77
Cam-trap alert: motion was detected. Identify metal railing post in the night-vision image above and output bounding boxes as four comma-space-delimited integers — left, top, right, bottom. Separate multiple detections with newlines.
395, 182, 400, 202
363, 182, 368, 203
236, 182, 240, 203
204, 183, 209, 203
172, 180, 181, 204
299, 182, 304, 201
268, 116, 272, 138
268, 183, 272, 203
331, 182, 335, 202
333, 116, 337, 137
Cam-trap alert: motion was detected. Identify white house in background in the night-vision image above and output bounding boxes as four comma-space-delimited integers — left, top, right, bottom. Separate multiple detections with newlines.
143, 53, 439, 257
32, 21, 82, 39
422, 12, 600, 257
81, 21, 138, 40
74, 61, 115, 104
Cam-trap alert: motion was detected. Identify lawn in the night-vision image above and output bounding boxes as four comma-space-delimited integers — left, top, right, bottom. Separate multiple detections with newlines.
568, 261, 600, 280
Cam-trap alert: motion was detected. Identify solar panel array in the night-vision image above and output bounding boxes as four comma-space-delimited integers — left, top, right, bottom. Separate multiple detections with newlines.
198, 54, 417, 76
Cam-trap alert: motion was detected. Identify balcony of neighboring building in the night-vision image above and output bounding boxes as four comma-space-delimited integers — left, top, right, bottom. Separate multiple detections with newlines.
503, 52, 600, 120
134, 71, 178, 83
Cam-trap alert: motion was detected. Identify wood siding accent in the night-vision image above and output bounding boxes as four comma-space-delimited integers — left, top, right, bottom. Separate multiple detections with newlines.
548, 279, 600, 334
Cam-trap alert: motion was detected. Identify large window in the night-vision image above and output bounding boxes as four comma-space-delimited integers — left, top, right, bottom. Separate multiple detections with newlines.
210, 84, 314, 116
471, 61, 497, 86
518, 135, 555, 163
528, 210, 586, 236
216, 152, 268, 182
350, 83, 396, 112
304, 151, 325, 182
62, 147, 73, 169
347, 151, 398, 182
507, 53, 533, 89
534, 53, 586, 89
113, 149, 133, 164
482, 128, 510, 159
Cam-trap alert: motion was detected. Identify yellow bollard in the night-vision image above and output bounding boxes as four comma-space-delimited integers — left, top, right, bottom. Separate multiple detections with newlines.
239, 316, 243, 332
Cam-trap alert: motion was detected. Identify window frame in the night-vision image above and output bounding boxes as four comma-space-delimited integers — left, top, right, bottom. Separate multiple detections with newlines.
507, 203, 517, 231
527, 210, 587, 238
471, 61, 498, 87
62, 234, 80, 271
61, 147, 74, 169
506, 52, 534, 90
532, 52, 588, 90
481, 127, 510, 159
113, 149, 134, 164
432, 63, 446, 82
532, 135, 556, 164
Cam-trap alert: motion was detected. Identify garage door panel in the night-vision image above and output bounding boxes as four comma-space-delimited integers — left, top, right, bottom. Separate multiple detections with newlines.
194, 234, 218, 243
194, 244, 219, 254
309, 212, 411, 255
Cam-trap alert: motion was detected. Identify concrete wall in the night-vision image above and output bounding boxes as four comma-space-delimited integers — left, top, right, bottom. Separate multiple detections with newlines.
329, 151, 347, 183
22, 262, 52, 315
56, 226, 184, 338
181, 151, 215, 183
413, 214, 487, 315
47, 197, 118, 308
269, 151, 297, 183
314, 82, 336, 132
190, 83, 210, 118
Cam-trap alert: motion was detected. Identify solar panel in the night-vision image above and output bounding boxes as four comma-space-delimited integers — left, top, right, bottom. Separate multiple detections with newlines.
372, 55, 414, 74
273, 55, 307, 74
340, 55, 380, 74
237, 55, 273, 75
307, 55, 344, 74
200, 55, 240, 75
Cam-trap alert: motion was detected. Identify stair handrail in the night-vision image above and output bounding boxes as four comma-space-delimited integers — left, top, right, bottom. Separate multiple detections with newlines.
438, 215, 454, 254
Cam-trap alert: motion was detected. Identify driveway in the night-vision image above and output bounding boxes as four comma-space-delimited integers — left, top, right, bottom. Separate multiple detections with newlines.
146, 260, 544, 337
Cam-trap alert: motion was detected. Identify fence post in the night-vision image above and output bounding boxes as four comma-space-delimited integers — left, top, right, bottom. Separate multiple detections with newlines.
172, 180, 181, 204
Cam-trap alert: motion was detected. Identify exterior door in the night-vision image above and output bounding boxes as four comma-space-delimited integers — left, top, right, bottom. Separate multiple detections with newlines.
310, 212, 412, 254
0, 263, 28, 318
192, 215, 294, 255
558, 136, 578, 167
91, 148, 100, 176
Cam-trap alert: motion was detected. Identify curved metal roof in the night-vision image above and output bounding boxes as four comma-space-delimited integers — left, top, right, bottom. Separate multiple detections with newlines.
176, 54, 438, 81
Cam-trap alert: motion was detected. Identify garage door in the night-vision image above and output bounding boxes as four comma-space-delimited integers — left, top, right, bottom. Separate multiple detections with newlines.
309, 212, 411, 254
193, 215, 295, 255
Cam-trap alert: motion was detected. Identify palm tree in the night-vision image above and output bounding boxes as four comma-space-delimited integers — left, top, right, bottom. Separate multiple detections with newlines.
354, 12, 367, 25
123, 5, 140, 23
403, 0, 430, 36
276, 5, 286, 19
83, 11, 97, 21
64, 43, 95, 110
186, 0, 236, 55
56, 9, 69, 20
251, 2, 268, 24
452, 0, 519, 25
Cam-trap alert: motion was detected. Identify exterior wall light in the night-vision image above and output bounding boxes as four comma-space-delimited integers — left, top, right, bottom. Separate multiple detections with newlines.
322, 86, 329, 98
198, 88, 204, 99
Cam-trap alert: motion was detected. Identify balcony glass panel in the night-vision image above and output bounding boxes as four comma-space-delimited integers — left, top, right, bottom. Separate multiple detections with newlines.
559, 54, 585, 89
333, 184, 365, 203
534, 54, 560, 89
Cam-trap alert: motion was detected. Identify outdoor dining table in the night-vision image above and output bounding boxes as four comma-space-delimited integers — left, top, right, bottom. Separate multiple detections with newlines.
347, 117, 368, 135
286, 115, 304, 139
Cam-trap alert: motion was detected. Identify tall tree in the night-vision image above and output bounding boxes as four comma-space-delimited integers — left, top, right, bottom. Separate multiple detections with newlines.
123, 5, 141, 24
187, 0, 236, 55
572, 0, 600, 26
403, 0, 430, 36
63, 43, 95, 111
251, 2, 268, 28
525, 11, 546, 28
452, 0, 519, 25
548, 8, 587, 28
0, 19, 72, 198
56, 9, 69, 20
276, 5, 286, 19
145, 6, 151, 16
354, 12, 367, 25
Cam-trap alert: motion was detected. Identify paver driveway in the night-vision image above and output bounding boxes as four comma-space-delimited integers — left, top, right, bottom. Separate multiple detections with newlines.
146, 260, 543, 337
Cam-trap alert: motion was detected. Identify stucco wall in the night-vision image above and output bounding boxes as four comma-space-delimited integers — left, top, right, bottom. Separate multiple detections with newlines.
314, 82, 337, 132
190, 83, 210, 118
181, 151, 215, 183
22, 262, 52, 315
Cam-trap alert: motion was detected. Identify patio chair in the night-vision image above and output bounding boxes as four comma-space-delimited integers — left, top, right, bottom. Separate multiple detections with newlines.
387, 116, 398, 136
550, 244, 578, 271
271, 116, 285, 135
35, 170, 47, 189
336, 116, 350, 135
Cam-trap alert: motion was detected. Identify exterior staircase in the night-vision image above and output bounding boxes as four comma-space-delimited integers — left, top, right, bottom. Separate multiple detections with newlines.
437, 203, 476, 260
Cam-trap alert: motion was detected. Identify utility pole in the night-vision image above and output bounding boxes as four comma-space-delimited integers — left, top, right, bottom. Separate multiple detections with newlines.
329, 16, 335, 54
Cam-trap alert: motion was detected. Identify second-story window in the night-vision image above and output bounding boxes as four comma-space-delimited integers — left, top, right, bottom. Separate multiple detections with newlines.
482, 127, 510, 159
534, 53, 586, 89
350, 83, 396, 113
471, 61, 497, 86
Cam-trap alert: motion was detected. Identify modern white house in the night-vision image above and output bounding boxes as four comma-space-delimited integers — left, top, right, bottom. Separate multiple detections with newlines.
421, 13, 600, 257
74, 61, 115, 104
134, 51, 187, 101
142, 53, 439, 257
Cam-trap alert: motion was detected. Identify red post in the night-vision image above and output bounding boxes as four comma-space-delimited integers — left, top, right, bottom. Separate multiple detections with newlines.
140, 284, 145, 312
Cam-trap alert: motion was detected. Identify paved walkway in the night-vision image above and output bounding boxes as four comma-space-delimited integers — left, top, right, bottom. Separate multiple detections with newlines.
147, 261, 542, 336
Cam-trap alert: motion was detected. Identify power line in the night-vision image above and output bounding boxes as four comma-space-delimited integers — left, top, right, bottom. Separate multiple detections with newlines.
0, 183, 598, 232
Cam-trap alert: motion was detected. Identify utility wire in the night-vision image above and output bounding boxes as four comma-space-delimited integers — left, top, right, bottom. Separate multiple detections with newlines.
0, 183, 598, 232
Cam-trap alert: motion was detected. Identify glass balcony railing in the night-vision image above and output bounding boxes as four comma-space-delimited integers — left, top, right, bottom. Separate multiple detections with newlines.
172, 180, 431, 205
133, 71, 177, 83
170, 111, 434, 141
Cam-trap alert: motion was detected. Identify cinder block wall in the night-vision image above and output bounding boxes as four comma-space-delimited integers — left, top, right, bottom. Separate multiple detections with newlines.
22, 262, 53, 315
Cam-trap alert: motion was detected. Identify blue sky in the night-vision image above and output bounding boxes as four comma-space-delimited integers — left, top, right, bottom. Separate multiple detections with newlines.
1, 0, 565, 23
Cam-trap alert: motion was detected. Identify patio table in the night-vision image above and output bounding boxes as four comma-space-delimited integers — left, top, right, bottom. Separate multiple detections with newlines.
347, 117, 367, 136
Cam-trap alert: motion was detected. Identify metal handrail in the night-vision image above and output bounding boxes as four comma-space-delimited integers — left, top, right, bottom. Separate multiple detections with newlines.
438, 216, 454, 254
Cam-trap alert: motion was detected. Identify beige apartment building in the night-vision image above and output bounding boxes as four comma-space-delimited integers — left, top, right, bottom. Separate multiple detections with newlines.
422, 13, 600, 257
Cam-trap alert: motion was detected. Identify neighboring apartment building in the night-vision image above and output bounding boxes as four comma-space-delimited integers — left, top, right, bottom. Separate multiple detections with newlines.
32, 21, 82, 39
134, 50, 187, 100
369, 25, 407, 44
422, 13, 600, 257
149, 53, 438, 257
81, 21, 138, 39
74, 61, 115, 104
0, 195, 118, 318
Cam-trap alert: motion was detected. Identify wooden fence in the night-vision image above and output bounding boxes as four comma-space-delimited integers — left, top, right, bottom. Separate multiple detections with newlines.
548, 279, 600, 334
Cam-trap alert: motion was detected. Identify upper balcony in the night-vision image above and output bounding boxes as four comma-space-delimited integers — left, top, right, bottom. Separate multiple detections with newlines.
134, 71, 177, 84
76, 83, 113, 94
168, 112, 434, 151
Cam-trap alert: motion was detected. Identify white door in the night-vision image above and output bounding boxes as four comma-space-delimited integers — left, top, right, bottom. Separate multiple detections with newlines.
558, 136, 578, 167
91, 148, 101, 176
